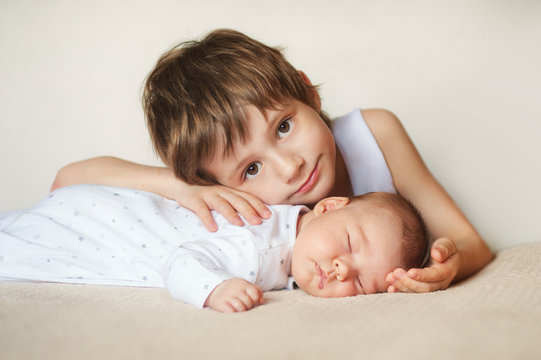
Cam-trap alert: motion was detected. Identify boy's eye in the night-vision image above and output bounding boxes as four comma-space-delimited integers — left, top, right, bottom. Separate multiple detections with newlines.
347, 236, 352, 252
244, 162, 261, 180
277, 118, 292, 138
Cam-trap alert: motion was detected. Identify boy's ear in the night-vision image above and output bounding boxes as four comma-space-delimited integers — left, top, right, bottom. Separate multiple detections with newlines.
298, 70, 321, 111
313, 197, 350, 216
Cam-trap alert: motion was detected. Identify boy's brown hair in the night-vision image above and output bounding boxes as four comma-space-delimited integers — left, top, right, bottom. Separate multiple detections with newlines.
143, 29, 329, 185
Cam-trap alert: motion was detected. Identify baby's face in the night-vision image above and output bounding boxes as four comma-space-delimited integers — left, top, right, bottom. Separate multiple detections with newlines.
291, 198, 403, 297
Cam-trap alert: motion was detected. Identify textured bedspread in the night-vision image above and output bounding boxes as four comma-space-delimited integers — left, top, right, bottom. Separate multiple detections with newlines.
1, 242, 540, 360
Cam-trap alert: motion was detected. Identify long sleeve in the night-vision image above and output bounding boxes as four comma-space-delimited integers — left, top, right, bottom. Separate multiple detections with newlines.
163, 234, 259, 308
163, 243, 233, 308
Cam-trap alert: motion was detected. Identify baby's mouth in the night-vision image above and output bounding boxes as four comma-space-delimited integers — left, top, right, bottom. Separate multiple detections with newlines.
315, 263, 326, 289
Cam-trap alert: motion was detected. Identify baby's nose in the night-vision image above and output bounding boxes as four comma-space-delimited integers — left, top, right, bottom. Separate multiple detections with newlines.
332, 258, 349, 281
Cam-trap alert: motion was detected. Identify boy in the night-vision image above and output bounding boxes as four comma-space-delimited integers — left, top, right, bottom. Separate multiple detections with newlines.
0, 186, 427, 313
52, 29, 492, 294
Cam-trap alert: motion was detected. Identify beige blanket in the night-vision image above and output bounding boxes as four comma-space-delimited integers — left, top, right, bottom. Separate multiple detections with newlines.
1, 242, 540, 360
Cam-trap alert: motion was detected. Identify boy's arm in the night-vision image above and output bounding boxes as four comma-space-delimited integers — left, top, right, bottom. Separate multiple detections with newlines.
164, 244, 263, 312
51, 156, 174, 194
52, 157, 270, 231
363, 109, 493, 292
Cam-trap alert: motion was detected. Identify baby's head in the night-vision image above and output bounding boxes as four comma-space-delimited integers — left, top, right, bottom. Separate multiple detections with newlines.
143, 29, 329, 186
291, 192, 429, 297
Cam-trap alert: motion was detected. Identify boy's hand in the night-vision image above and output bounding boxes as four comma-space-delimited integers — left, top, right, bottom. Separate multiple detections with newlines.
174, 184, 271, 232
204, 278, 264, 313
386, 237, 459, 293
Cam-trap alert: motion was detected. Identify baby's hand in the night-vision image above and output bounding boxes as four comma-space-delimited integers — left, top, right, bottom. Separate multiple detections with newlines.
173, 184, 271, 232
204, 278, 264, 313
386, 237, 459, 293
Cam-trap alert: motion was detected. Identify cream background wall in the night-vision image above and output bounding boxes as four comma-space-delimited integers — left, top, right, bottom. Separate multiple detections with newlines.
1, 0, 540, 251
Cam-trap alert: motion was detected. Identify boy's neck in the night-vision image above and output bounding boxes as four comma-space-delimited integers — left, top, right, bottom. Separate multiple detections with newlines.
329, 148, 353, 198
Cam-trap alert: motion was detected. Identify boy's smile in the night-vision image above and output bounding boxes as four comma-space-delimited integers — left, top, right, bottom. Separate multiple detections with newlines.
202, 100, 336, 206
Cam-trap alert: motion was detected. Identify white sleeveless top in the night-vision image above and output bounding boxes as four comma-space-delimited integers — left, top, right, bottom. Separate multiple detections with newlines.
331, 109, 396, 195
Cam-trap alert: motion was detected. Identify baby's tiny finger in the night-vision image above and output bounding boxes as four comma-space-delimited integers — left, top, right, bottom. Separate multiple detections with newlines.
229, 298, 247, 312
218, 302, 236, 313
240, 295, 255, 310
246, 286, 264, 305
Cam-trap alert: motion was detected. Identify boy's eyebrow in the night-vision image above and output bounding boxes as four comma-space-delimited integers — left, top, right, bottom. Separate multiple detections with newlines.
229, 155, 249, 181
221, 105, 289, 180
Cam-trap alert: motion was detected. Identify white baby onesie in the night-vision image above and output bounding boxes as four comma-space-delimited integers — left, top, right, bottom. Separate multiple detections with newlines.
0, 185, 305, 307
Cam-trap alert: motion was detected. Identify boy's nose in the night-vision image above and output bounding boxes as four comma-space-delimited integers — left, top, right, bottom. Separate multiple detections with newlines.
332, 258, 349, 281
273, 151, 304, 183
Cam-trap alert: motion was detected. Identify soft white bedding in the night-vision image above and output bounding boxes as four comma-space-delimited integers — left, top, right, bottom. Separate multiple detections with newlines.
1, 242, 540, 360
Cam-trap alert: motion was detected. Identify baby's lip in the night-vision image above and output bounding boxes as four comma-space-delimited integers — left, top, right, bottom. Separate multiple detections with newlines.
315, 263, 326, 289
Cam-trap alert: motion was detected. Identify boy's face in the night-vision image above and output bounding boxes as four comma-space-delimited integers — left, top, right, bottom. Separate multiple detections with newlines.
202, 100, 336, 205
291, 197, 403, 297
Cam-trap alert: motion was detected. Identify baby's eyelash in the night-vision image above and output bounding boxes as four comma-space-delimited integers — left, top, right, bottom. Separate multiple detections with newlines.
357, 276, 365, 294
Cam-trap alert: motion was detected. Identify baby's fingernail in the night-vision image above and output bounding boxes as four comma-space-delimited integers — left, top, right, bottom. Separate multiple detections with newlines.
395, 269, 405, 279
386, 273, 394, 282
233, 218, 244, 226
409, 270, 419, 279
249, 216, 262, 225
261, 209, 271, 218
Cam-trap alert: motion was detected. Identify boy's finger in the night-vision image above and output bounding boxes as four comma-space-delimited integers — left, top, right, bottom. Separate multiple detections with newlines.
393, 276, 441, 293
228, 189, 271, 219
193, 203, 218, 232
407, 265, 447, 283
244, 198, 271, 219
431, 238, 457, 262
210, 197, 245, 226
220, 193, 266, 225
390, 279, 415, 293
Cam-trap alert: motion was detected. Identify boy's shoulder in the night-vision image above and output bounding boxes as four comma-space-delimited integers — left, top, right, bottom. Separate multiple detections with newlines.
361, 108, 403, 134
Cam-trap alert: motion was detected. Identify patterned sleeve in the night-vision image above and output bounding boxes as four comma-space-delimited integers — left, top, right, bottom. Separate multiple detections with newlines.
163, 242, 234, 308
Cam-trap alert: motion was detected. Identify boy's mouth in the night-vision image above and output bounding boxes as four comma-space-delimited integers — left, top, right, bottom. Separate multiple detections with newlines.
315, 263, 326, 289
295, 163, 319, 195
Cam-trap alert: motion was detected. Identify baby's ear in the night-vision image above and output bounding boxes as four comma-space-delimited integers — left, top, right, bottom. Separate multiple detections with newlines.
313, 197, 350, 216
